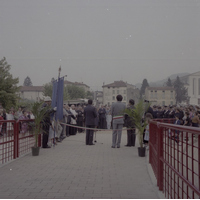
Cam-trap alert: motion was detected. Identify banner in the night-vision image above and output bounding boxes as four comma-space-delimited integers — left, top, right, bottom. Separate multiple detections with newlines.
56, 77, 64, 120
51, 80, 58, 108
51, 77, 64, 121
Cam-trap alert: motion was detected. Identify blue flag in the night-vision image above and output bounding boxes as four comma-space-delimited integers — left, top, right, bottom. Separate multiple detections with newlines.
51, 77, 64, 121
51, 80, 58, 108
56, 77, 64, 120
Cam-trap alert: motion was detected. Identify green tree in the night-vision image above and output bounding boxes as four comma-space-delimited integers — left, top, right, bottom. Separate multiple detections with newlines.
66, 85, 86, 99
43, 83, 86, 101
23, 76, 33, 86
43, 82, 53, 97
0, 57, 19, 110
166, 78, 172, 87
86, 91, 93, 99
173, 76, 188, 104
140, 79, 149, 98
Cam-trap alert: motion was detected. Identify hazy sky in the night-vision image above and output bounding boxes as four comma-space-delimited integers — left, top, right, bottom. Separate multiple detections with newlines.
1, 0, 200, 90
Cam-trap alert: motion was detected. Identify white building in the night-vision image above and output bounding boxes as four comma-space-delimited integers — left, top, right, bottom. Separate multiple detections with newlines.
19, 86, 44, 102
64, 80, 90, 93
102, 81, 139, 106
180, 71, 200, 105
145, 87, 176, 106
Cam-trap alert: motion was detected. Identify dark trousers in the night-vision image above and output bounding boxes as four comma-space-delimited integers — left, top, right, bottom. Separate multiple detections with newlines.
70, 126, 76, 135
42, 132, 49, 148
86, 125, 95, 145
99, 118, 106, 129
127, 129, 136, 146
66, 125, 70, 136
77, 121, 83, 133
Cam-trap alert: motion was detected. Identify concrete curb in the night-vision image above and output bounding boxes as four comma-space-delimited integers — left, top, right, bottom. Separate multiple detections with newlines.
146, 149, 166, 199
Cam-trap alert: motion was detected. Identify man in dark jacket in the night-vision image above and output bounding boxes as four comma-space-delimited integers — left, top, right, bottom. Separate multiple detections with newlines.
42, 96, 53, 148
124, 99, 136, 147
84, 99, 97, 145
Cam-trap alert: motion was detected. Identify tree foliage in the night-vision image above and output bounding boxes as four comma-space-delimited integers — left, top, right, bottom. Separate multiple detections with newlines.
0, 57, 19, 110
124, 99, 150, 148
166, 78, 172, 87
66, 85, 86, 99
43, 82, 53, 98
23, 76, 33, 86
173, 76, 188, 104
43, 82, 86, 101
30, 101, 51, 147
140, 79, 149, 98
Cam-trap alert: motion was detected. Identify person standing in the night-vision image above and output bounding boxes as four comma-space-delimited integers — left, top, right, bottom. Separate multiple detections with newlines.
84, 99, 97, 145
42, 96, 52, 148
111, 95, 126, 148
76, 106, 84, 133
98, 105, 106, 129
70, 105, 77, 135
124, 99, 136, 147
18, 110, 29, 137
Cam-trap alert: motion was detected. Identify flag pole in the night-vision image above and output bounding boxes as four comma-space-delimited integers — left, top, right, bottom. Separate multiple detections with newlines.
54, 66, 61, 146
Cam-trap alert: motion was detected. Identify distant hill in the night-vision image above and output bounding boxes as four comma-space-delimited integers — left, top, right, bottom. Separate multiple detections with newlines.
135, 72, 189, 89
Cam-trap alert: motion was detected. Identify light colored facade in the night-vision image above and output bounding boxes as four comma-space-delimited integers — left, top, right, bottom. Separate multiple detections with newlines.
93, 91, 103, 106
145, 87, 175, 106
102, 81, 139, 106
180, 71, 200, 105
64, 80, 90, 93
19, 86, 44, 102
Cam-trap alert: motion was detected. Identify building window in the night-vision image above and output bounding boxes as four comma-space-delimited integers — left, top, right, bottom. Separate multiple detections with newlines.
117, 90, 119, 94
193, 78, 195, 95
171, 101, 173, 105
124, 96, 126, 100
162, 91, 165, 99
154, 91, 157, 99
162, 101, 165, 106
198, 99, 200, 105
124, 90, 126, 94
150, 91, 153, 99
112, 96, 115, 100
113, 90, 115, 94
170, 91, 173, 99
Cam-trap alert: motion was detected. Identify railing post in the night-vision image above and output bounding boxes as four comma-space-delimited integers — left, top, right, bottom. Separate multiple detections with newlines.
16, 121, 19, 158
157, 124, 164, 191
199, 134, 200, 197
13, 121, 17, 159
14, 121, 19, 158
149, 122, 153, 164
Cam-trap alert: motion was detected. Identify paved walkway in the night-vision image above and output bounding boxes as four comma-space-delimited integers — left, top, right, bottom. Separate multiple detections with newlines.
0, 130, 160, 199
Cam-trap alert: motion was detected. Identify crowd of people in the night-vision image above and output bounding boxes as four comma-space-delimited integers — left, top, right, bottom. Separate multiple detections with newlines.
1, 97, 200, 149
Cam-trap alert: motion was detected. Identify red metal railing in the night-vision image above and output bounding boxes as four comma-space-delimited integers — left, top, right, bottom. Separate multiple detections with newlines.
0, 119, 41, 165
149, 119, 200, 199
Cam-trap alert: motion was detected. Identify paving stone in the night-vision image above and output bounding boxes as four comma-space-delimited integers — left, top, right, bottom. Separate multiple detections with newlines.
0, 131, 159, 199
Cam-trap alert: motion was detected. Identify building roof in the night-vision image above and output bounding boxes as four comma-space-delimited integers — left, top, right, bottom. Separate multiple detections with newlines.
64, 80, 89, 88
146, 87, 175, 91
102, 81, 128, 88
20, 86, 44, 92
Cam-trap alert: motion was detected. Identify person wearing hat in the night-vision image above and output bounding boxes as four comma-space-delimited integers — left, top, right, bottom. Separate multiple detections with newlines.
163, 106, 170, 118
42, 96, 52, 148
152, 105, 158, 118
168, 106, 175, 118
156, 106, 164, 118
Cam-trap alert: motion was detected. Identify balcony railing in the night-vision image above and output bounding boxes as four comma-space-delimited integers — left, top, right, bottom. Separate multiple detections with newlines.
149, 119, 200, 199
